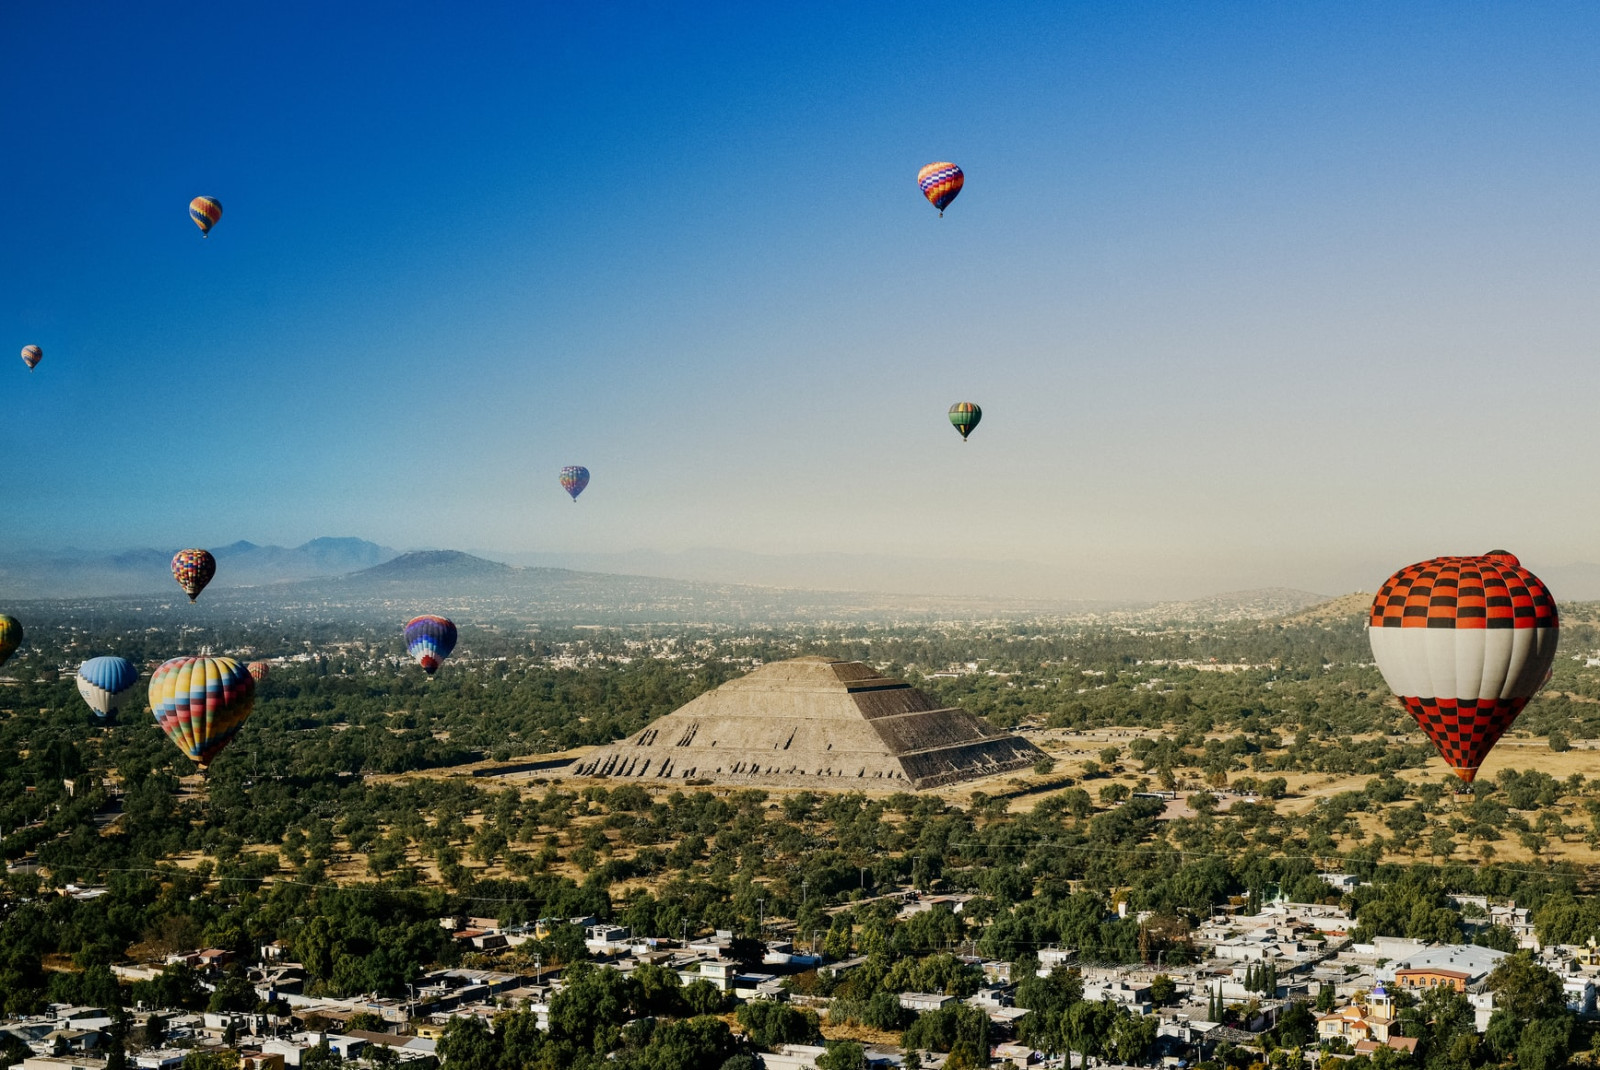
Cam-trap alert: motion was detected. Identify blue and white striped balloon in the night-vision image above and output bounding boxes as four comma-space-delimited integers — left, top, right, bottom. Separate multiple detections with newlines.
76, 656, 140, 719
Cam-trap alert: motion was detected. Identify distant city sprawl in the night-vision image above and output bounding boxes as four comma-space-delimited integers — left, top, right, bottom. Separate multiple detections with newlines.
3, 596, 1600, 1066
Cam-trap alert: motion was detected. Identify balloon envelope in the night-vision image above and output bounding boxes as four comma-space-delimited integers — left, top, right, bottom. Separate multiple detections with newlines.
917, 162, 964, 215
1368, 550, 1558, 782
77, 656, 140, 719
190, 196, 222, 236
247, 661, 270, 682
20, 345, 40, 371
405, 615, 457, 675
0, 615, 21, 668
560, 466, 590, 501
948, 402, 981, 441
150, 656, 256, 767
171, 549, 216, 602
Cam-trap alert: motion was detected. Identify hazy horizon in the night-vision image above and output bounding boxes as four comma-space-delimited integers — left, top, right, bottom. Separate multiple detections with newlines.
8, 5, 1600, 600
12, 533, 1600, 603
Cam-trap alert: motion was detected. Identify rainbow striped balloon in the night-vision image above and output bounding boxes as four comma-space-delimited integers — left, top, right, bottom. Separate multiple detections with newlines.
917, 162, 964, 216
189, 196, 223, 237
150, 656, 256, 768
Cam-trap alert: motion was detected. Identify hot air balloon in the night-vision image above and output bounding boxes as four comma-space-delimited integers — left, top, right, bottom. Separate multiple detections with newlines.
0, 615, 21, 669
404, 615, 457, 675
171, 549, 216, 602
917, 162, 964, 216
247, 661, 270, 683
948, 402, 982, 442
150, 655, 256, 768
190, 197, 222, 237
76, 656, 140, 720
20, 345, 41, 371
560, 466, 590, 502
1368, 550, 1559, 783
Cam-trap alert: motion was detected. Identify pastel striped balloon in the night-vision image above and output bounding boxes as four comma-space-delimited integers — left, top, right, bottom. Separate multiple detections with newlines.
77, 656, 140, 720
189, 196, 223, 237
150, 656, 256, 768
20, 345, 41, 371
917, 162, 964, 215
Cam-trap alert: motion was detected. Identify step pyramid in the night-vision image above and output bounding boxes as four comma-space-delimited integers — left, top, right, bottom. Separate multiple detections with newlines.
569, 656, 1045, 790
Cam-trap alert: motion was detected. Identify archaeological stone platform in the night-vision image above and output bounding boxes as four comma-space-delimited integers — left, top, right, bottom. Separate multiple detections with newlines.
569, 656, 1045, 790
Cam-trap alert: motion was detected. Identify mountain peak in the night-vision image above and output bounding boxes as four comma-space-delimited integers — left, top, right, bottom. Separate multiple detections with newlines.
352, 550, 513, 579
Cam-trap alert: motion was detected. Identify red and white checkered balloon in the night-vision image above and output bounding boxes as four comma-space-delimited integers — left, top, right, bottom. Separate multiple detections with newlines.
1368, 550, 1558, 782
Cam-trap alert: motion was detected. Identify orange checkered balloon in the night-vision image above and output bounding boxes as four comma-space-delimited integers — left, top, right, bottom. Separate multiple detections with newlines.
1368, 550, 1558, 782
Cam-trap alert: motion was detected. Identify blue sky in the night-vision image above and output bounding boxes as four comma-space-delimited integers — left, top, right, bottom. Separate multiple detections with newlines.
6, 2, 1600, 599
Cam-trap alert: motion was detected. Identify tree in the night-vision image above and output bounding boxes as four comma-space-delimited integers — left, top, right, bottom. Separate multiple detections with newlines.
727, 936, 766, 968
547, 963, 640, 1056
208, 972, 259, 1013
1414, 984, 1477, 1070
181, 1053, 239, 1070
683, 979, 728, 1016
621, 1017, 739, 1070
1060, 999, 1116, 1068
734, 1001, 820, 1052
438, 1017, 497, 1070
1486, 952, 1564, 1023
1149, 974, 1176, 1006
1015, 964, 1082, 1054
902, 1005, 988, 1056
631, 962, 685, 1017
1516, 1015, 1573, 1070
1482, 1009, 1519, 1061
493, 1008, 544, 1069
1275, 1001, 1315, 1046
1472, 925, 1517, 953
816, 1041, 866, 1070
1108, 1009, 1156, 1064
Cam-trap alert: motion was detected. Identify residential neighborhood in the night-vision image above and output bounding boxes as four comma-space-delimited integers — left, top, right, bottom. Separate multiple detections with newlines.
6, 882, 1594, 1070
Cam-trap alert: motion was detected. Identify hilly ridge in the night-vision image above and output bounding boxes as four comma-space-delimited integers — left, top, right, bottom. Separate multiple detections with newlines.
0, 538, 399, 598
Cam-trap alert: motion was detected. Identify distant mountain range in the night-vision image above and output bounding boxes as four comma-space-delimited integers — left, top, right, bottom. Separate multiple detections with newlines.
0, 537, 398, 598
8, 537, 1599, 623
